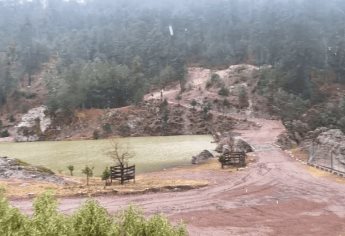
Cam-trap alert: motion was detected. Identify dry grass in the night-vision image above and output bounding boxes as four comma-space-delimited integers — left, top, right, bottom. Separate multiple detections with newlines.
0, 176, 208, 199
0, 158, 242, 199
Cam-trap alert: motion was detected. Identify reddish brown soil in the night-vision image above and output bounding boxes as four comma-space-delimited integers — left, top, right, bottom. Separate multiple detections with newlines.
10, 119, 345, 235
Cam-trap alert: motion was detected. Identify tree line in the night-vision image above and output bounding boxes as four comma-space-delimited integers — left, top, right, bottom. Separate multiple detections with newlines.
0, 0, 345, 112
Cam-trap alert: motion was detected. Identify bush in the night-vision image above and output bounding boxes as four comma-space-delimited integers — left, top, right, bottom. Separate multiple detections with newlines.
206, 74, 224, 89
218, 86, 229, 96
93, 130, 100, 140
72, 199, 112, 236
8, 115, 15, 123
0, 188, 29, 235
102, 123, 112, 134
0, 192, 187, 236
190, 99, 197, 110
0, 130, 9, 138
101, 167, 110, 186
223, 99, 230, 108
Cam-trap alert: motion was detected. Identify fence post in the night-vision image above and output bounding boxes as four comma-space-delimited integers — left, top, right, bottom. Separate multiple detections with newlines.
331, 151, 333, 170
121, 166, 124, 185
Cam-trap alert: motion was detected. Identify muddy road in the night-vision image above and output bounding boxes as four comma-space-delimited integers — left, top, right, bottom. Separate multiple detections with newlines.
10, 119, 345, 235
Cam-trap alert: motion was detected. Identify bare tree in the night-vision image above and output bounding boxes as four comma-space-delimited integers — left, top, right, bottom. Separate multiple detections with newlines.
107, 140, 135, 167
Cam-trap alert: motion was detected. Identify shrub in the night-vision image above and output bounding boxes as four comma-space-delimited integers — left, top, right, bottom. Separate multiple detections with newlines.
223, 99, 230, 108
0, 130, 9, 138
30, 192, 71, 235
67, 165, 74, 176
211, 74, 221, 84
0, 192, 187, 236
190, 99, 197, 110
206, 74, 223, 89
71, 199, 112, 236
238, 87, 249, 108
82, 166, 94, 186
205, 80, 212, 89
93, 130, 100, 140
102, 123, 112, 134
0, 188, 29, 235
218, 86, 229, 96
8, 115, 15, 123
101, 167, 110, 186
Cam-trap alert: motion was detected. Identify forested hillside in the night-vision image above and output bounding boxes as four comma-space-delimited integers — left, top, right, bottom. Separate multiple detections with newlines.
1, 0, 345, 129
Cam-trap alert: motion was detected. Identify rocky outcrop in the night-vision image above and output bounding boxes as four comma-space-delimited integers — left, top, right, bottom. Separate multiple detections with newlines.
0, 156, 65, 184
192, 150, 214, 164
309, 129, 345, 172
15, 106, 51, 142
234, 137, 253, 153
275, 132, 297, 150
216, 134, 253, 153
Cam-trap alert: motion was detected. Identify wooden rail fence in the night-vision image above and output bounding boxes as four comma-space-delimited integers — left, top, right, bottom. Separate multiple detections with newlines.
219, 151, 246, 168
110, 165, 135, 185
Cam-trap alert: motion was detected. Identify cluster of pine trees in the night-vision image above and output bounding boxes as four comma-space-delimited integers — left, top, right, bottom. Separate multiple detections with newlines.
0, 0, 345, 112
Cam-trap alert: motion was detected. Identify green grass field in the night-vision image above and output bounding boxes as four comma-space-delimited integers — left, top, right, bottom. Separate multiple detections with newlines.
0, 135, 215, 176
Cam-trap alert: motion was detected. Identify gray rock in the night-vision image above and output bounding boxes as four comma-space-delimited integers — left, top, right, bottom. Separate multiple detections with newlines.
15, 106, 52, 142
276, 132, 297, 150
233, 137, 253, 153
0, 156, 65, 184
192, 150, 214, 164
215, 135, 253, 153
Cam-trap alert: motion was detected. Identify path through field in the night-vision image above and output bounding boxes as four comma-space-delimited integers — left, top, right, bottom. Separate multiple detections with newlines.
10, 118, 345, 235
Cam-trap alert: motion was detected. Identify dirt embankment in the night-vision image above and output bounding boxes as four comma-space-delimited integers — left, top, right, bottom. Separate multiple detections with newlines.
44, 100, 257, 141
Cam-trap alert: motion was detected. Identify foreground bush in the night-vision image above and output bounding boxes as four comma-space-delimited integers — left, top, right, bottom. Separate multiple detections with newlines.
0, 191, 187, 236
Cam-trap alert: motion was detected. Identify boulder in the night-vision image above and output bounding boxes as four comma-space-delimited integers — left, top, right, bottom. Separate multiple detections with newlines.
15, 106, 52, 142
0, 156, 65, 184
275, 132, 297, 150
192, 150, 214, 164
233, 137, 253, 153
216, 136, 253, 154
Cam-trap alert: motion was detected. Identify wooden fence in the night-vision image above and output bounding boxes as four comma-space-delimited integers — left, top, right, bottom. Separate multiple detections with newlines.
110, 165, 135, 185
219, 151, 246, 168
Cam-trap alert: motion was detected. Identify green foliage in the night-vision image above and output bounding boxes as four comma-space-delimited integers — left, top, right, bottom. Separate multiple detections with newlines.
8, 115, 15, 123
93, 130, 100, 140
190, 99, 197, 110
202, 102, 212, 119
0, 188, 29, 236
218, 86, 230, 97
223, 99, 230, 108
101, 167, 110, 182
102, 123, 112, 134
115, 206, 187, 236
0, 129, 9, 138
238, 87, 249, 109
71, 199, 112, 236
211, 74, 221, 84
30, 192, 71, 236
81, 166, 94, 186
0, 192, 187, 236
206, 74, 223, 89
271, 90, 309, 121
176, 94, 182, 104
67, 165, 74, 176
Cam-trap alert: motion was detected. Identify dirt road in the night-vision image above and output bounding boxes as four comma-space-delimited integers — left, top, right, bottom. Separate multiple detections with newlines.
10, 119, 345, 235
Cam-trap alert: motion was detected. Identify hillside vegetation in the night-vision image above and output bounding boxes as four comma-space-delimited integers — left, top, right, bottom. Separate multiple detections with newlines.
0, 0, 345, 138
